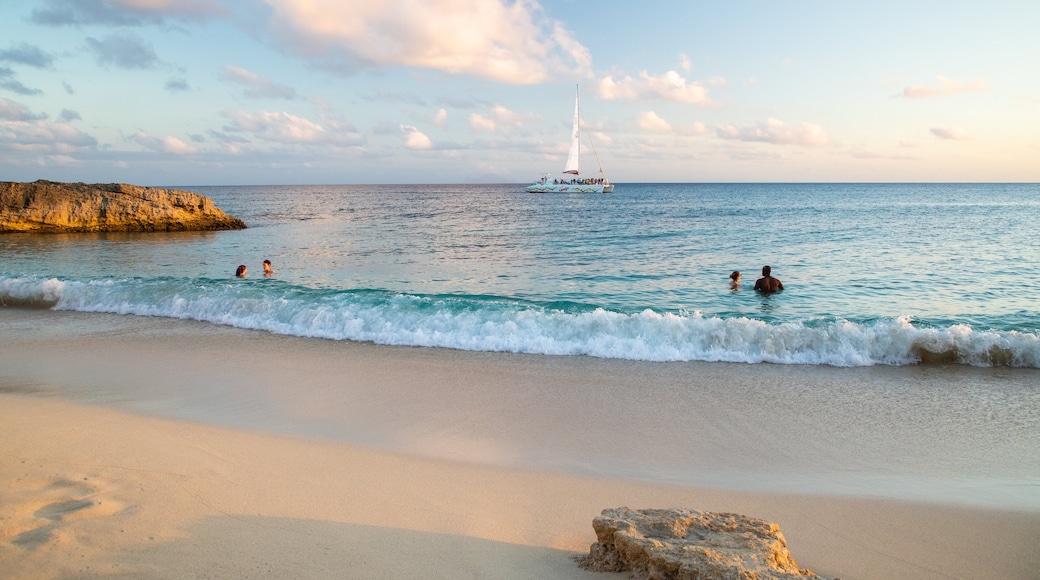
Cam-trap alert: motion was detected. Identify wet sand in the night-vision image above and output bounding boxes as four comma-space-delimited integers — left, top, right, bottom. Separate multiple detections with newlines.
1, 308, 1039, 579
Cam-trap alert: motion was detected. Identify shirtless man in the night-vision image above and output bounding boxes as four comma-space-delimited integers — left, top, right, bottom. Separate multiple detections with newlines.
754, 265, 783, 293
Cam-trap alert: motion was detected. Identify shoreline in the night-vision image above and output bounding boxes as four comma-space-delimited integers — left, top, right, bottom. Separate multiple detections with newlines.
3, 395, 1039, 579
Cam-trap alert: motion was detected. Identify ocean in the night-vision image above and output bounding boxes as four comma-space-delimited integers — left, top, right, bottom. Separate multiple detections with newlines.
2, 182, 1039, 367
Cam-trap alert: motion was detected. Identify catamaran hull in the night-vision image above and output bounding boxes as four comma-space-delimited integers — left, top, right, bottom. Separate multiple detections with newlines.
525, 183, 613, 193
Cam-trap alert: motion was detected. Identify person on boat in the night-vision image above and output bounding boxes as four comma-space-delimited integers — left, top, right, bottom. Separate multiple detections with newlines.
754, 266, 783, 293
235, 265, 247, 278
729, 271, 741, 289
263, 259, 274, 277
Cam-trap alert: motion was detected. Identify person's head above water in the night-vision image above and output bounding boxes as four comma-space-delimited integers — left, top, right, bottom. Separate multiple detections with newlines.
761, 265, 771, 276
235, 265, 247, 277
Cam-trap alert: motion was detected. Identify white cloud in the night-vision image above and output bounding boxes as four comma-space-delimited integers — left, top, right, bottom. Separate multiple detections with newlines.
677, 121, 708, 137
635, 111, 671, 133
130, 131, 198, 154
400, 125, 432, 149
220, 110, 363, 149
434, 108, 448, 127
902, 76, 988, 99
598, 70, 714, 105
716, 118, 831, 146
930, 127, 973, 141
262, 0, 590, 84
0, 99, 97, 153
679, 53, 691, 73
222, 66, 296, 99
469, 113, 496, 132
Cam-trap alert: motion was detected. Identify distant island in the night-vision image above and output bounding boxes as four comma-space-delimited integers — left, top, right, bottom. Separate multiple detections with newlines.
0, 180, 246, 233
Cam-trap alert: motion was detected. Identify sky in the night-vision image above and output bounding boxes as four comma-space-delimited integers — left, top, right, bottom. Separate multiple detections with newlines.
0, 0, 1038, 185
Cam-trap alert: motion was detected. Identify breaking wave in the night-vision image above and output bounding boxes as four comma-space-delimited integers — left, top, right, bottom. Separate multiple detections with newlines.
2, 274, 1038, 368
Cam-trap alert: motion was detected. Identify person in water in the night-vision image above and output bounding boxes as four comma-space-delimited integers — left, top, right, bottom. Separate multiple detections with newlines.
729, 270, 741, 289
754, 265, 783, 293
235, 265, 247, 278
263, 259, 274, 277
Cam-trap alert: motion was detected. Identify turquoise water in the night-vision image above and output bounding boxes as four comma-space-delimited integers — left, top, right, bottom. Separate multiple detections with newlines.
2, 183, 1039, 366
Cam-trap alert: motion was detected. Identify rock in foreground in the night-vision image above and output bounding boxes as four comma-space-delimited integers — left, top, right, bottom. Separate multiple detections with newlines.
578, 507, 830, 580
0, 180, 246, 233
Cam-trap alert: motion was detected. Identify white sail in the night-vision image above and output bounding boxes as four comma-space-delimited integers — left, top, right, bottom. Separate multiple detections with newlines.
562, 88, 580, 175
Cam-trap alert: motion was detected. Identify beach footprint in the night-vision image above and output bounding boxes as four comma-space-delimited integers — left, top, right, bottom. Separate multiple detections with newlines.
2, 474, 124, 552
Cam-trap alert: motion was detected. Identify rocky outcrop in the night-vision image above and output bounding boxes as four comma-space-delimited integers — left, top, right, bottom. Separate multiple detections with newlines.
0, 180, 246, 233
578, 507, 830, 580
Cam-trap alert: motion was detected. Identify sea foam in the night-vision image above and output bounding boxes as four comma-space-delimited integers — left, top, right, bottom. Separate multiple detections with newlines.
2, 274, 1037, 368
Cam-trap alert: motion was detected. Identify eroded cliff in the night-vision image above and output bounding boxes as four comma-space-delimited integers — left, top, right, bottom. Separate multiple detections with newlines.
0, 180, 246, 233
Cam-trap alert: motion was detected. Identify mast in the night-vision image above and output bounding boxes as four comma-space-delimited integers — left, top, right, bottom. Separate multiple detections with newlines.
562, 85, 580, 176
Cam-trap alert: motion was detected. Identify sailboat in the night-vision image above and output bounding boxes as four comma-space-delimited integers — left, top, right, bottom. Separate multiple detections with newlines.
525, 86, 613, 193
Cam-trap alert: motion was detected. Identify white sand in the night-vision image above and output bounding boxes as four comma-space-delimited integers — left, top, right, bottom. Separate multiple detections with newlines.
1, 309, 1039, 579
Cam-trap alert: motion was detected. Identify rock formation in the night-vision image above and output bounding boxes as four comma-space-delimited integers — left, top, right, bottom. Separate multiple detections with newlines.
0, 180, 246, 233
577, 507, 831, 580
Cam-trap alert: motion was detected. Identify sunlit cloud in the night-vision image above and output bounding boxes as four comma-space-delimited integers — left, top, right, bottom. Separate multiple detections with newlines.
598, 70, 715, 105
262, 0, 590, 84
130, 131, 199, 155
222, 66, 297, 99
679, 53, 691, 73
677, 121, 708, 137
635, 111, 672, 133
401, 125, 432, 150
220, 109, 363, 148
85, 32, 158, 69
716, 118, 831, 146
930, 126, 973, 141
434, 108, 448, 127
902, 76, 988, 99
469, 113, 496, 132
0, 98, 47, 121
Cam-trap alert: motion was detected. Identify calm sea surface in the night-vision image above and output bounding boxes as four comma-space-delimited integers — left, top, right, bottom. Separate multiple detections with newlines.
2, 183, 1039, 366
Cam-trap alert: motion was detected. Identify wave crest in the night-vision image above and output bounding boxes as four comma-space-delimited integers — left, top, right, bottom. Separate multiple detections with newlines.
2, 275, 1037, 367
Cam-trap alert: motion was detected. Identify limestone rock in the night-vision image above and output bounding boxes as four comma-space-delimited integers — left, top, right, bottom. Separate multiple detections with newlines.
0, 180, 246, 233
577, 507, 831, 580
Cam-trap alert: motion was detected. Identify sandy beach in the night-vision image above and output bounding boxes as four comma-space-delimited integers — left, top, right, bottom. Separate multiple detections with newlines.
2, 308, 1039, 579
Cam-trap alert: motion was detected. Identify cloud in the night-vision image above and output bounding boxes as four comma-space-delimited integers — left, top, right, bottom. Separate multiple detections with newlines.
165, 78, 190, 92
220, 109, 363, 148
59, 109, 81, 122
598, 70, 715, 105
30, 0, 227, 26
222, 66, 297, 99
0, 43, 55, 68
0, 68, 43, 96
469, 113, 496, 132
0, 99, 97, 153
677, 121, 708, 137
679, 53, 691, 73
0, 98, 48, 121
400, 125, 432, 149
261, 0, 590, 84
716, 118, 831, 146
930, 126, 973, 141
130, 131, 199, 154
85, 33, 159, 69
902, 76, 988, 99
434, 108, 448, 127
635, 111, 672, 133
488, 104, 537, 129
